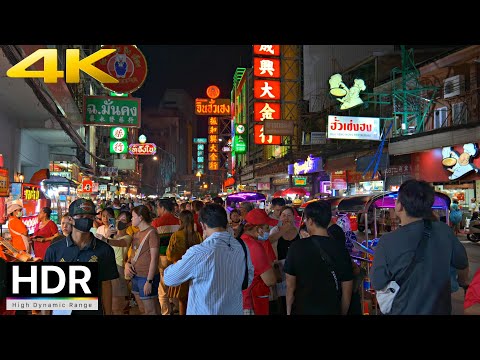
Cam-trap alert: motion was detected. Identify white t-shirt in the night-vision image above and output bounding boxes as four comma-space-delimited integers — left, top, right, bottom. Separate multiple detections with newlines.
470, 202, 478, 212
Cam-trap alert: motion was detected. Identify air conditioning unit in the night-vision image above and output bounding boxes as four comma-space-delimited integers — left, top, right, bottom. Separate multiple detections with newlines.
443, 75, 465, 99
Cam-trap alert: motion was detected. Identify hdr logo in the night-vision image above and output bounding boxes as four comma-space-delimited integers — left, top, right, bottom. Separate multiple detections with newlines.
4, 263, 99, 311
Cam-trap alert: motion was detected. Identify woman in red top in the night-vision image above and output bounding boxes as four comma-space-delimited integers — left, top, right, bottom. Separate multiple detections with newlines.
240, 209, 278, 315
32, 207, 59, 260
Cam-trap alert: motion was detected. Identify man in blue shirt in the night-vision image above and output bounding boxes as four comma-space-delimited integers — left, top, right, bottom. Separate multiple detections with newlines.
164, 203, 254, 315
44, 198, 119, 315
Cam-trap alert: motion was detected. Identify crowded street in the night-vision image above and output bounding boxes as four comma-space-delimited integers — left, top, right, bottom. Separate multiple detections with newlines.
1, 44, 480, 315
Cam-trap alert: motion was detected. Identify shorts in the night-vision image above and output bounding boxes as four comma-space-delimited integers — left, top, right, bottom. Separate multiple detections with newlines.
131, 273, 161, 300
112, 265, 129, 297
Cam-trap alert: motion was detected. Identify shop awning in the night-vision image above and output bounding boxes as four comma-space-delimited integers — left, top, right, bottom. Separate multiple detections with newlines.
43, 176, 77, 187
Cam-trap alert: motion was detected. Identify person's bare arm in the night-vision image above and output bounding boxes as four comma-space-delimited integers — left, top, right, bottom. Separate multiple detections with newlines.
101, 281, 113, 315
260, 267, 277, 287
340, 280, 353, 315
286, 273, 296, 315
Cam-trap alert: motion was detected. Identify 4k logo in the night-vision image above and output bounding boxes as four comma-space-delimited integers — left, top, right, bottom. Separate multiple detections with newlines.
6, 48, 119, 84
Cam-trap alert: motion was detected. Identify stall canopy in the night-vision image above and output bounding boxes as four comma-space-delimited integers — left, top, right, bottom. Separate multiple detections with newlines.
282, 188, 309, 197
273, 190, 284, 198
226, 192, 266, 206
337, 191, 451, 213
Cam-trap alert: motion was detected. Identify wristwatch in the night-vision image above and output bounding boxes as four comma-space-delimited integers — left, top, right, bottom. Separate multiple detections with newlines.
147, 279, 153, 284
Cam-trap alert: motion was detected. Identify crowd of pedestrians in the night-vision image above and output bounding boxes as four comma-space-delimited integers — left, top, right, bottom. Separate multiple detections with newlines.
2, 179, 480, 315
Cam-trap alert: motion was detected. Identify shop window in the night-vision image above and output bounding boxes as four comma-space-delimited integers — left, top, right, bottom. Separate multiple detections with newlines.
434, 107, 447, 129
452, 102, 467, 125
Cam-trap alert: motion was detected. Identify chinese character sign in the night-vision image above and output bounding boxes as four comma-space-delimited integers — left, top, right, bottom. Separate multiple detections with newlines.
254, 124, 281, 145
254, 57, 281, 79
208, 117, 220, 171
253, 45, 281, 57
254, 80, 281, 100
254, 102, 281, 121
84, 96, 141, 128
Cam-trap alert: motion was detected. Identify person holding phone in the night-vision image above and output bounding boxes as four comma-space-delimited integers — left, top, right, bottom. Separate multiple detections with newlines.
95, 208, 117, 242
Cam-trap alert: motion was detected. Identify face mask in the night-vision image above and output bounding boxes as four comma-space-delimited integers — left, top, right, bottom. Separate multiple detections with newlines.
73, 218, 94, 233
117, 221, 129, 231
16, 211, 23, 218
257, 231, 269, 241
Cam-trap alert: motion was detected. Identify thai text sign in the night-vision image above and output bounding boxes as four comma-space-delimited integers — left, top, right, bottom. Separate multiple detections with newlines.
195, 98, 231, 116
288, 155, 322, 175
327, 115, 380, 141
128, 143, 157, 156
263, 120, 294, 136
22, 184, 40, 201
84, 96, 141, 128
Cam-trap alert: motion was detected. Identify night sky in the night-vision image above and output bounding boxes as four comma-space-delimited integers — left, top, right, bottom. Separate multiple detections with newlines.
133, 45, 253, 109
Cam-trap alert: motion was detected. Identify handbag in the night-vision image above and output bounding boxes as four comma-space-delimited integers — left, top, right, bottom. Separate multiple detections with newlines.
375, 219, 432, 314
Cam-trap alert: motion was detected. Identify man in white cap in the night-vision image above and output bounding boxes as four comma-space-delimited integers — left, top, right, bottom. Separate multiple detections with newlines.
6, 201, 30, 253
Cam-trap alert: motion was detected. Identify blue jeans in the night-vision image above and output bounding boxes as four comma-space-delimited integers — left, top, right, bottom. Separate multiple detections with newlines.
131, 273, 161, 300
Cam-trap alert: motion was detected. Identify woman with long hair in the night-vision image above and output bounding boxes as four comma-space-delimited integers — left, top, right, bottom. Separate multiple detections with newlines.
166, 210, 202, 315
125, 205, 161, 315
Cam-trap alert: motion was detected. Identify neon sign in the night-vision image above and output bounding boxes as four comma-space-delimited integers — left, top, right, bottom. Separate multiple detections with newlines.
288, 155, 322, 175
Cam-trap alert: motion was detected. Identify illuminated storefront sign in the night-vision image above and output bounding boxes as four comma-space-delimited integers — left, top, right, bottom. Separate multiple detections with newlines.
254, 124, 281, 145
254, 80, 281, 100
22, 184, 40, 201
288, 155, 322, 175
110, 140, 128, 154
293, 177, 307, 186
195, 98, 231, 116
0, 169, 9, 197
253, 45, 281, 57
50, 171, 72, 179
234, 123, 247, 154
254, 57, 280, 78
329, 73, 366, 110
128, 143, 157, 156
208, 117, 220, 171
110, 127, 128, 140
254, 102, 281, 121
84, 96, 141, 127
327, 115, 381, 141
441, 143, 479, 181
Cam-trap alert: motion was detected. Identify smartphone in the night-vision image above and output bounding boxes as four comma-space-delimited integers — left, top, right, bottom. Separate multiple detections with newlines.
108, 218, 116, 229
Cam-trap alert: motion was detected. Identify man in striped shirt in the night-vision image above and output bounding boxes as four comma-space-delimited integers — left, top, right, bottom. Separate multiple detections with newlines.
152, 198, 181, 315
164, 203, 254, 315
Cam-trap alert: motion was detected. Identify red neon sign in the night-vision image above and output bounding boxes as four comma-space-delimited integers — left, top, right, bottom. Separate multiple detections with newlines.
253, 57, 281, 79
128, 143, 157, 156
254, 79, 281, 100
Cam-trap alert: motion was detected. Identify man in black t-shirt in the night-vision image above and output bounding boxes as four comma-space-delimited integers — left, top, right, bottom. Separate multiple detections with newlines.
284, 200, 353, 315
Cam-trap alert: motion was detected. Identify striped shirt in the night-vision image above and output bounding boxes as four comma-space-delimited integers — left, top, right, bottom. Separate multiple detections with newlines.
163, 230, 254, 315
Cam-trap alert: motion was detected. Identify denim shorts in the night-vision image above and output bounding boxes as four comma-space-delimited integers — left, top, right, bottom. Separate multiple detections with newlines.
131, 273, 161, 300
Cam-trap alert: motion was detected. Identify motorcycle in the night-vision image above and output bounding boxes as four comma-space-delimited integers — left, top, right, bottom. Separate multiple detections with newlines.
464, 220, 480, 243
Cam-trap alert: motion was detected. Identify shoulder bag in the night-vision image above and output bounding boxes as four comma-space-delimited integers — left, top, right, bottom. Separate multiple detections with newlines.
375, 219, 432, 314
131, 229, 154, 265
235, 238, 249, 290
311, 238, 340, 297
